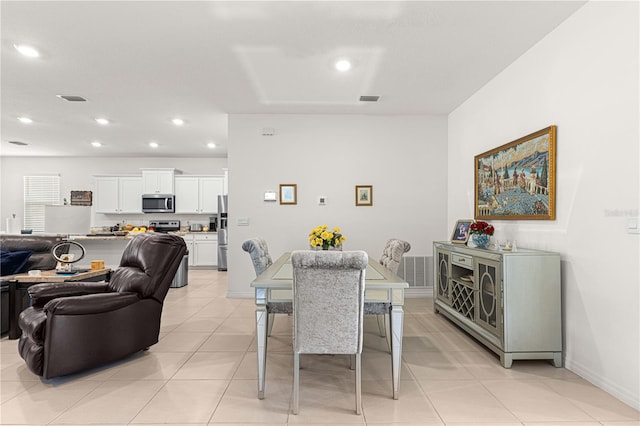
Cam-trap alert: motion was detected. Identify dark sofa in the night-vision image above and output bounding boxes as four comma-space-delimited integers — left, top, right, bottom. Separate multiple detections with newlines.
1, 235, 67, 335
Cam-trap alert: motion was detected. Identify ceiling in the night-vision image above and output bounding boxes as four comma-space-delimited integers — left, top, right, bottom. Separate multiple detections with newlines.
1, 1, 585, 158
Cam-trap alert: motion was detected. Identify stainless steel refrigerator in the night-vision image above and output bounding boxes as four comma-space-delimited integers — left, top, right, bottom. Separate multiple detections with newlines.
217, 195, 228, 271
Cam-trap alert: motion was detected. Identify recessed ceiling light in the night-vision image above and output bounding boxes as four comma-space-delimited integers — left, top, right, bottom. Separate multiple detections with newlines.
9, 141, 29, 146
335, 59, 351, 72
149, 142, 159, 148
95, 117, 109, 125
17, 117, 33, 124
207, 142, 216, 149
91, 141, 102, 147
14, 44, 40, 58
172, 118, 184, 126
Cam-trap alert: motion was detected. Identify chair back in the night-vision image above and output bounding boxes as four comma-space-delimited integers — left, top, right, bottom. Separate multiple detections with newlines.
291, 250, 367, 355
379, 239, 411, 274
108, 233, 186, 302
241, 238, 273, 276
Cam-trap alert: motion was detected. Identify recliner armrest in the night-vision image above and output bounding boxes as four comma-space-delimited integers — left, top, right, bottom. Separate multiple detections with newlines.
44, 292, 141, 315
29, 282, 111, 307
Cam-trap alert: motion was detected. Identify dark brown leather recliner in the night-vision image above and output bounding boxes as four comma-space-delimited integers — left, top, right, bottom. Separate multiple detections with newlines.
17, 233, 186, 379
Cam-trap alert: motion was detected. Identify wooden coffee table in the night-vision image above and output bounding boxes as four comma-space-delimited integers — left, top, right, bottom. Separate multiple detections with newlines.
6, 268, 111, 339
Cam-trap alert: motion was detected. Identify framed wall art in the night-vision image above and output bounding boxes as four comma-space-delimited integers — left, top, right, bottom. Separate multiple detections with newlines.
70, 190, 92, 206
279, 184, 297, 205
475, 125, 556, 220
355, 185, 373, 206
450, 219, 473, 244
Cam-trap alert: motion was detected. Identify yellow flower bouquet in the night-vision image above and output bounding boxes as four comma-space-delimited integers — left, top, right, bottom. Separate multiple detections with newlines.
308, 225, 346, 250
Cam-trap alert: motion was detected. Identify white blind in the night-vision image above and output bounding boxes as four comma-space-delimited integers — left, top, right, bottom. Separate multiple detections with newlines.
23, 175, 61, 233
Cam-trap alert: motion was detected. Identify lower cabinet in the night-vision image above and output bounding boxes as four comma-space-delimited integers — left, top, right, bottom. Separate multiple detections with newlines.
182, 233, 217, 267
433, 241, 562, 368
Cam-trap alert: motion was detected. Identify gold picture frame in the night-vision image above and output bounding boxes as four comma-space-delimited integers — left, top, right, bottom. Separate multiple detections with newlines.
474, 125, 556, 220
279, 184, 297, 205
450, 219, 473, 244
355, 185, 373, 206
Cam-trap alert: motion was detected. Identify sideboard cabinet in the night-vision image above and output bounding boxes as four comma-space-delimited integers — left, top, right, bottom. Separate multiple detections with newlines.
433, 241, 562, 368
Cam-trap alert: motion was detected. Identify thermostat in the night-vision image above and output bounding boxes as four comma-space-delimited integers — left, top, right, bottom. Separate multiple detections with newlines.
318, 196, 327, 206
264, 191, 277, 201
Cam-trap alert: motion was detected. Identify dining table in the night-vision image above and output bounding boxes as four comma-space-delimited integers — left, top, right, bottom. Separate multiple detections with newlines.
250, 251, 409, 400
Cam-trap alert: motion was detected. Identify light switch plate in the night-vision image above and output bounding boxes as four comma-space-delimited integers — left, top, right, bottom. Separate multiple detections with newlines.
237, 217, 250, 226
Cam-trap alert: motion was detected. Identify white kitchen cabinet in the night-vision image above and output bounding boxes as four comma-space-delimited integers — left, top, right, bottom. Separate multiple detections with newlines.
174, 176, 223, 214
182, 233, 217, 267
95, 176, 142, 214
181, 236, 195, 267
142, 168, 175, 194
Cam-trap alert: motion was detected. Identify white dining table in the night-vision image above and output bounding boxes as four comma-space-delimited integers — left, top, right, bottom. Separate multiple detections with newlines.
250, 252, 409, 400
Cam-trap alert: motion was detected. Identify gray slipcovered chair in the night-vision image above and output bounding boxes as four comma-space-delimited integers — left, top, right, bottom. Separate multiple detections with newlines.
291, 250, 367, 415
375, 239, 411, 340
17, 233, 186, 379
379, 239, 411, 274
242, 238, 279, 335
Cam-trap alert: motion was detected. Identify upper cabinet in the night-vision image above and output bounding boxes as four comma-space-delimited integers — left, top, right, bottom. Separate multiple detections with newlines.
141, 168, 178, 194
95, 176, 142, 214
174, 176, 224, 214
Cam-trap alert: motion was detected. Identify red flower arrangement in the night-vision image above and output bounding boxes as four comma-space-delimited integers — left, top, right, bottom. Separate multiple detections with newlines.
469, 221, 495, 236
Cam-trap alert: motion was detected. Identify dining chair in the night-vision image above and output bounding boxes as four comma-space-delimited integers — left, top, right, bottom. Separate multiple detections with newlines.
241, 238, 278, 335
375, 239, 411, 340
291, 250, 368, 415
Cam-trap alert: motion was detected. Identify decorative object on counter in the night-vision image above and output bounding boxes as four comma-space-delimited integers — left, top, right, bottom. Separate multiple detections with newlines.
450, 219, 473, 244
309, 225, 346, 250
474, 125, 556, 220
280, 184, 297, 205
469, 220, 494, 249
51, 240, 86, 274
70, 190, 92, 206
91, 260, 105, 270
355, 185, 373, 206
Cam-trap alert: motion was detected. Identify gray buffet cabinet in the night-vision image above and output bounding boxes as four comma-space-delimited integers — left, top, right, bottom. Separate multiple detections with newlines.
433, 241, 562, 368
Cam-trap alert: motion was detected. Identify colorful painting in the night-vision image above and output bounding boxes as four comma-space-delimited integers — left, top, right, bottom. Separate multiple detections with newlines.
474, 126, 556, 220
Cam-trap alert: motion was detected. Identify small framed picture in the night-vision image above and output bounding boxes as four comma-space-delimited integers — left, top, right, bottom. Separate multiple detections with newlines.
355, 185, 373, 206
451, 219, 473, 244
279, 184, 297, 205
70, 190, 92, 206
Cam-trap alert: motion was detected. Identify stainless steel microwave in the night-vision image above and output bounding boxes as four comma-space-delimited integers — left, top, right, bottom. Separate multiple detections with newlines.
142, 194, 175, 213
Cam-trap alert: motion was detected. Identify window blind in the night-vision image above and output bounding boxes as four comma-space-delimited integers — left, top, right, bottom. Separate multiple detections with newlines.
23, 175, 60, 233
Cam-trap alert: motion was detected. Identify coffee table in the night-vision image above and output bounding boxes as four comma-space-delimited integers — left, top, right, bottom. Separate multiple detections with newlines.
6, 268, 111, 339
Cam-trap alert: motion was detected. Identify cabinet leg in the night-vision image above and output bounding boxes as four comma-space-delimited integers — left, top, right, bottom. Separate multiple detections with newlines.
553, 352, 563, 368
501, 353, 513, 368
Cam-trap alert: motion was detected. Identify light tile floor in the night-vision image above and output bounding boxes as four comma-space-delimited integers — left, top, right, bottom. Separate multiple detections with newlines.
1, 269, 638, 425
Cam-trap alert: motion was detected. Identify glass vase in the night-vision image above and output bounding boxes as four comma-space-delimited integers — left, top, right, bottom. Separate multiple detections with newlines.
472, 234, 490, 249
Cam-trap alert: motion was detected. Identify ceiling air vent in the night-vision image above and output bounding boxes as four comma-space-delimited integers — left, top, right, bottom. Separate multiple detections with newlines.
9, 141, 29, 146
56, 95, 87, 102
359, 95, 380, 102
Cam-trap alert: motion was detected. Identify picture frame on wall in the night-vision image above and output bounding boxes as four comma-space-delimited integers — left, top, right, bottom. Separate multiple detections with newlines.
279, 184, 297, 205
355, 185, 373, 206
474, 125, 556, 220
450, 219, 472, 244
70, 190, 92, 206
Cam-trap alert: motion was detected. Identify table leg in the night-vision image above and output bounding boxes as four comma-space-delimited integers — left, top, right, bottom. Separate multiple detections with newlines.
256, 306, 268, 399
8, 281, 19, 339
389, 304, 404, 400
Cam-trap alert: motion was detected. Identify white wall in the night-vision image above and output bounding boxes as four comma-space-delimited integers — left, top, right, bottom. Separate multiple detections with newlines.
0, 156, 228, 230
448, 2, 639, 409
227, 114, 447, 298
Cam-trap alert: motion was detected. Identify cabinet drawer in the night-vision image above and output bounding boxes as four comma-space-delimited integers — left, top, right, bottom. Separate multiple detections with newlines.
192, 233, 217, 241
451, 253, 473, 268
